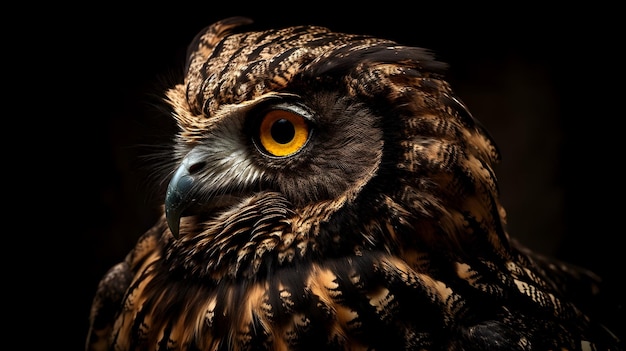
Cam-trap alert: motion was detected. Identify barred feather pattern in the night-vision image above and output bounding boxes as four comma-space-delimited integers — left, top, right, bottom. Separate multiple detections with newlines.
86, 16, 623, 351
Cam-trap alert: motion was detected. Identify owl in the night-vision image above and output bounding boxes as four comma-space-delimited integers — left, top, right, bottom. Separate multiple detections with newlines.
86, 16, 623, 351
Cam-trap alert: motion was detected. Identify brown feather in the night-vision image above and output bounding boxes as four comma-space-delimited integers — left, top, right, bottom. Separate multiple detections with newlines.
86, 16, 623, 351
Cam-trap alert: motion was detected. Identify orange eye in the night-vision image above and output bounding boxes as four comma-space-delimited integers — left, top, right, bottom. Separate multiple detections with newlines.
259, 109, 310, 156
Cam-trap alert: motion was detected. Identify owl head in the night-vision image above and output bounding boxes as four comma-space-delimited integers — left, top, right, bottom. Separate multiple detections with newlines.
162, 16, 505, 280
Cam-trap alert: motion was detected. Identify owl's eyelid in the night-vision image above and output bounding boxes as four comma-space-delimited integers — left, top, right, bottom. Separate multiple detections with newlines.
264, 101, 315, 123
245, 92, 312, 119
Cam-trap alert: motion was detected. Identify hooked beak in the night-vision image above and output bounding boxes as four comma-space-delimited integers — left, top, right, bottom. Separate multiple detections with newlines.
165, 147, 205, 239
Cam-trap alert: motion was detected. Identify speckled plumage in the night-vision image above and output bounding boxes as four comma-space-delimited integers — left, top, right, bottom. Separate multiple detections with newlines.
86, 16, 623, 351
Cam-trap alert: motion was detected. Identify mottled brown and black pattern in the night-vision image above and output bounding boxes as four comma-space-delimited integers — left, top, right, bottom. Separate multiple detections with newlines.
87, 16, 623, 351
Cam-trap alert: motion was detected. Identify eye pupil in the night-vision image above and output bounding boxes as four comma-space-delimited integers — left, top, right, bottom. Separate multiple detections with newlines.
271, 119, 295, 144
257, 108, 310, 157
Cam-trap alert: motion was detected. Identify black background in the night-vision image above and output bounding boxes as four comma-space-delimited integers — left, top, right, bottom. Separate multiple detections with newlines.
22, 3, 624, 349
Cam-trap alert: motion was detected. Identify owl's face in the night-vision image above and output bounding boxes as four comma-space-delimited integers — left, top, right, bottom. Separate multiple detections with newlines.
163, 17, 504, 279
166, 90, 382, 229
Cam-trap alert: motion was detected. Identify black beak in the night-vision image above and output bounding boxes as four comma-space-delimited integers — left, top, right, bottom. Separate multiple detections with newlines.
165, 147, 205, 238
